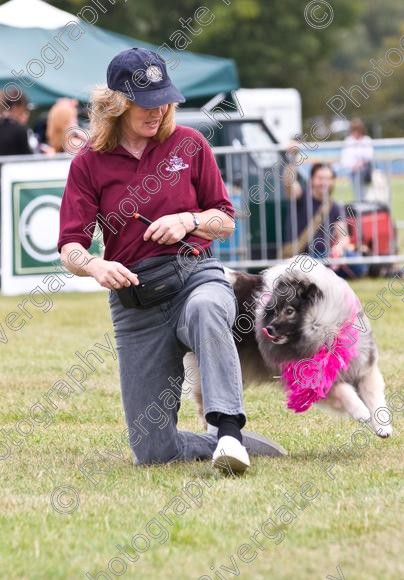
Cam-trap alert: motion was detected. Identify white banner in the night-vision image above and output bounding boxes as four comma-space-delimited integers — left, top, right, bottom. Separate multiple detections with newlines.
1, 157, 103, 296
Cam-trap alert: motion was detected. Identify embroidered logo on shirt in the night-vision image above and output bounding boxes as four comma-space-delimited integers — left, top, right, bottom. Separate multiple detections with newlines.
166, 155, 189, 173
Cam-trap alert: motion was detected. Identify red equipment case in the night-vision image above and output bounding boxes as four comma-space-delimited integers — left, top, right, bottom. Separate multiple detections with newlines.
345, 202, 396, 256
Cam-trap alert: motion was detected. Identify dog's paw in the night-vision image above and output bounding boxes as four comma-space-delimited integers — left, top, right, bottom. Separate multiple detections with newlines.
373, 422, 393, 438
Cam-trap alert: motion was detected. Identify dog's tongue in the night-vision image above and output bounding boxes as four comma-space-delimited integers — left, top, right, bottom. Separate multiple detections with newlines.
262, 327, 276, 341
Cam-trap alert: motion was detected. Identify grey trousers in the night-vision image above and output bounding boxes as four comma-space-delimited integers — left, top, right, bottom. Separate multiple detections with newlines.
108, 255, 245, 465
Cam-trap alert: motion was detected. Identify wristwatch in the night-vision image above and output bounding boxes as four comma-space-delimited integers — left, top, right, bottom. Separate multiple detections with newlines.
189, 212, 200, 233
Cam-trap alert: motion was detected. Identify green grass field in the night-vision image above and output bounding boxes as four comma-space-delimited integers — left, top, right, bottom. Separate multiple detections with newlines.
0, 282, 403, 580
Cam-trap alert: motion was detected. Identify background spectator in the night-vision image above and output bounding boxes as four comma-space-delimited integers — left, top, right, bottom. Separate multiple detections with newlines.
0, 89, 33, 155
283, 162, 348, 255
283, 162, 368, 278
341, 118, 374, 201
46, 98, 86, 154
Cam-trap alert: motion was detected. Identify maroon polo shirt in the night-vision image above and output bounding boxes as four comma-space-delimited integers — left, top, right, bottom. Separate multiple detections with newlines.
57, 125, 235, 267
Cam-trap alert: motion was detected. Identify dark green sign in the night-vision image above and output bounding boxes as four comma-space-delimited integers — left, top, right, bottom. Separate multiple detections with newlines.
12, 181, 103, 276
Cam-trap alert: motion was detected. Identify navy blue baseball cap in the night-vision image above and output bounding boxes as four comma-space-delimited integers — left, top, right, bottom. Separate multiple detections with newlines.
106, 47, 186, 108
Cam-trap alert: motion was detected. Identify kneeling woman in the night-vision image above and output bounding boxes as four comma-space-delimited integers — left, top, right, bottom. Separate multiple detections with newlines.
58, 47, 285, 473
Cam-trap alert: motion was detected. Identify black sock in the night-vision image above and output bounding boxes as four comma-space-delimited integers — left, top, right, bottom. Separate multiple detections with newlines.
217, 414, 243, 443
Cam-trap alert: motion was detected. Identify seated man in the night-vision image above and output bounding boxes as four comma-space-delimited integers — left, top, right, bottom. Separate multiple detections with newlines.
283, 162, 367, 279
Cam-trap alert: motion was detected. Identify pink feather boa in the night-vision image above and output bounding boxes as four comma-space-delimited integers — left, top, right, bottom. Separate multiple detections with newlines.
280, 305, 361, 413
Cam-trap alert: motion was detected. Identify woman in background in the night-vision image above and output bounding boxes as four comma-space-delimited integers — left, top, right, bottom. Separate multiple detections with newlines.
46, 98, 86, 154
341, 118, 374, 201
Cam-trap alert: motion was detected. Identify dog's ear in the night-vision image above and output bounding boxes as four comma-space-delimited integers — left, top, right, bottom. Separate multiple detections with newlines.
296, 281, 323, 302
301, 282, 323, 304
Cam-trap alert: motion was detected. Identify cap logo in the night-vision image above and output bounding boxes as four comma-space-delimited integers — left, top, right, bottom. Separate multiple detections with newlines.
145, 65, 163, 83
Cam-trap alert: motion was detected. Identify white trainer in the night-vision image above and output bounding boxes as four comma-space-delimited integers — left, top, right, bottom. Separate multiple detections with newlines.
212, 436, 250, 474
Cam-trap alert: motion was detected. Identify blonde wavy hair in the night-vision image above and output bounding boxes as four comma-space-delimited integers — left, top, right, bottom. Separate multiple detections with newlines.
88, 86, 177, 152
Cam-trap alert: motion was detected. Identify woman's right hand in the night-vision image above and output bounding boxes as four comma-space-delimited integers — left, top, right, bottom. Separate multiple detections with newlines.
86, 257, 139, 290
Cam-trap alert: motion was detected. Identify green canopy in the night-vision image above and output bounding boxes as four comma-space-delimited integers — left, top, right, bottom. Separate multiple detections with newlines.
0, 1, 239, 106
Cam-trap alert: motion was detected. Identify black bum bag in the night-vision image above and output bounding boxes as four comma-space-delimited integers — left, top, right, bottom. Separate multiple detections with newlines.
115, 248, 213, 309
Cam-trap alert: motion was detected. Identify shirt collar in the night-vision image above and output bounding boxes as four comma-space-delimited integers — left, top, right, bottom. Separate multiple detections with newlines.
109, 138, 160, 158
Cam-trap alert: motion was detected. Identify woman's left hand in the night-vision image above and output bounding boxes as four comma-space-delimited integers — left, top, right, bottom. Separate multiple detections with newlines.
143, 213, 190, 245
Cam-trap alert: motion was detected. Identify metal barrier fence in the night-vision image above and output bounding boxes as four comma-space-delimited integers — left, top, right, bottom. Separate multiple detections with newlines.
1, 139, 403, 286
211, 139, 404, 271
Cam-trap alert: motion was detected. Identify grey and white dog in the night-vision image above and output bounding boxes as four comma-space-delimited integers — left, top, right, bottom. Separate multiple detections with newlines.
185, 256, 392, 438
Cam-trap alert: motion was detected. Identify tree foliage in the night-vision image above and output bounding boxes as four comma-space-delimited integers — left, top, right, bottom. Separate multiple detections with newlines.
54, 0, 361, 119
2, 0, 404, 134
